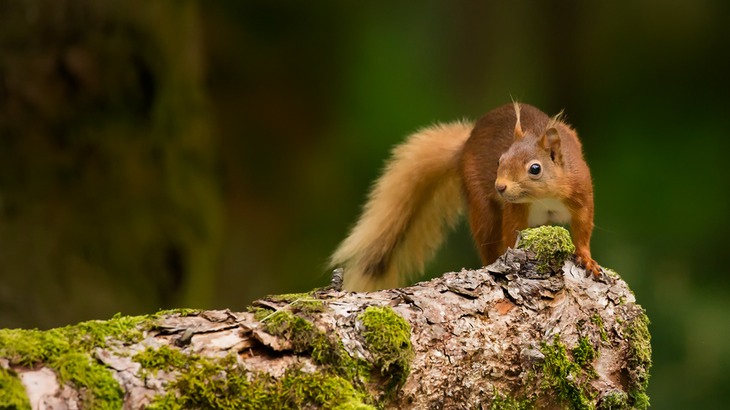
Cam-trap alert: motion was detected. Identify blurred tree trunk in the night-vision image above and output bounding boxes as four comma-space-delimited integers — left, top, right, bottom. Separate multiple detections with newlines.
0, 0, 222, 328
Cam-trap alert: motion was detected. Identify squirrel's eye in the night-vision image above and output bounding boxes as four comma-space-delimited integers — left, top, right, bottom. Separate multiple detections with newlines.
528, 162, 542, 178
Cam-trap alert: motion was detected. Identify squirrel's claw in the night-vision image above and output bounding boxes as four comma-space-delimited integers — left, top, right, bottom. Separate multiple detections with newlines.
574, 251, 603, 280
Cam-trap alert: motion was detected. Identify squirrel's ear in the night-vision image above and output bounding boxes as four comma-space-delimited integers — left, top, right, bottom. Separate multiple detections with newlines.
542, 128, 563, 164
513, 101, 525, 140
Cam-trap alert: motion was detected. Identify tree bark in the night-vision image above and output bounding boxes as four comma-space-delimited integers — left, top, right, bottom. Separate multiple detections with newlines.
0, 229, 651, 410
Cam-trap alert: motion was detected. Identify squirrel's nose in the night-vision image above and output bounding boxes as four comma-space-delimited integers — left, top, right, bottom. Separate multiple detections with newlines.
495, 183, 507, 193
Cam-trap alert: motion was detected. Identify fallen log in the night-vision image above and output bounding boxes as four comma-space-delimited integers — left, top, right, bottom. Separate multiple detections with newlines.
0, 226, 651, 409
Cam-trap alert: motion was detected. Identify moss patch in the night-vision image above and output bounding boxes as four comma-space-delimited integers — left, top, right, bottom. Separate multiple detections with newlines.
265, 292, 314, 304
52, 352, 123, 409
249, 303, 412, 404
262, 310, 318, 354
0, 312, 158, 409
0, 313, 148, 366
142, 350, 375, 410
133, 344, 189, 376
0, 366, 31, 410
623, 310, 652, 409
358, 306, 414, 391
540, 335, 595, 410
151, 308, 201, 318
517, 226, 576, 273
289, 299, 327, 315
489, 389, 535, 410
260, 308, 349, 372
132, 309, 374, 409
597, 390, 628, 409
0, 328, 71, 367
278, 369, 374, 410
572, 336, 598, 374
0, 307, 379, 409
247, 305, 273, 322
258, 307, 372, 386
259, 292, 326, 316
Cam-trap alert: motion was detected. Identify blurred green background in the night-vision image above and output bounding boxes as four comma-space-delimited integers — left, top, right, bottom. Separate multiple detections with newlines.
1, 1, 728, 408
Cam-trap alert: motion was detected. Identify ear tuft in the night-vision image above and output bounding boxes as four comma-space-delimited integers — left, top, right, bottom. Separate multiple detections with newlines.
513, 101, 524, 140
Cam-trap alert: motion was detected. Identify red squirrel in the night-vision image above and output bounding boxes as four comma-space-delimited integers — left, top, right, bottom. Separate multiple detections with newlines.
330, 102, 599, 291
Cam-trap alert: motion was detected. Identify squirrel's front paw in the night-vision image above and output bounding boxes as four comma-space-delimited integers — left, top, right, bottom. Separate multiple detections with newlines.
575, 250, 601, 277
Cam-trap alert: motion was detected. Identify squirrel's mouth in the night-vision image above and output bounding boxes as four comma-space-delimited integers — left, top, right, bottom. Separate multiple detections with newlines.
499, 192, 529, 204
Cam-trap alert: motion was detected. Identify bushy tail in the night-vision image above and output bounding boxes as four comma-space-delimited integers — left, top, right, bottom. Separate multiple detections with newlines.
330, 121, 474, 291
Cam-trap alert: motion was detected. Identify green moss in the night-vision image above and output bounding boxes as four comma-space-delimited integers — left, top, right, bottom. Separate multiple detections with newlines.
257, 306, 372, 386
276, 314, 331, 368
250, 295, 329, 362
0, 328, 71, 366
289, 299, 326, 315
248, 304, 376, 405
597, 390, 628, 409
151, 308, 201, 318
517, 226, 576, 272
133, 345, 189, 374
628, 391, 649, 410
146, 354, 262, 409
0, 312, 157, 409
145, 352, 375, 410
0, 314, 149, 365
138, 303, 407, 408
572, 337, 598, 373
278, 370, 373, 410
262, 310, 318, 354
160, 355, 262, 409
625, 313, 651, 373
0, 309, 379, 409
0, 366, 31, 410
259, 292, 326, 316
358, 306, 414, 391
266, 292, 314, 304
51, 352, 123, 409
490, 389, 535, 410
247, 306, 274, 322
623, 311, 652, 410
328, 340, 373, 386
540, 335, 594, 410
67, 313, 148, 348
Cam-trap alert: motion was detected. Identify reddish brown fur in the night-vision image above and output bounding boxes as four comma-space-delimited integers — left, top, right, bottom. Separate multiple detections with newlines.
332, 103, 599, 292
460, 103, 598, 274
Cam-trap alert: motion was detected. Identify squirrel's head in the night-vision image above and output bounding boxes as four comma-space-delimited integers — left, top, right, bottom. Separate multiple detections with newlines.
494, 103, 566, 203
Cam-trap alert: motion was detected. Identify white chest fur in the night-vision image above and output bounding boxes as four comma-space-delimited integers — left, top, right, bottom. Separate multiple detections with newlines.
527, 198, 572, 227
